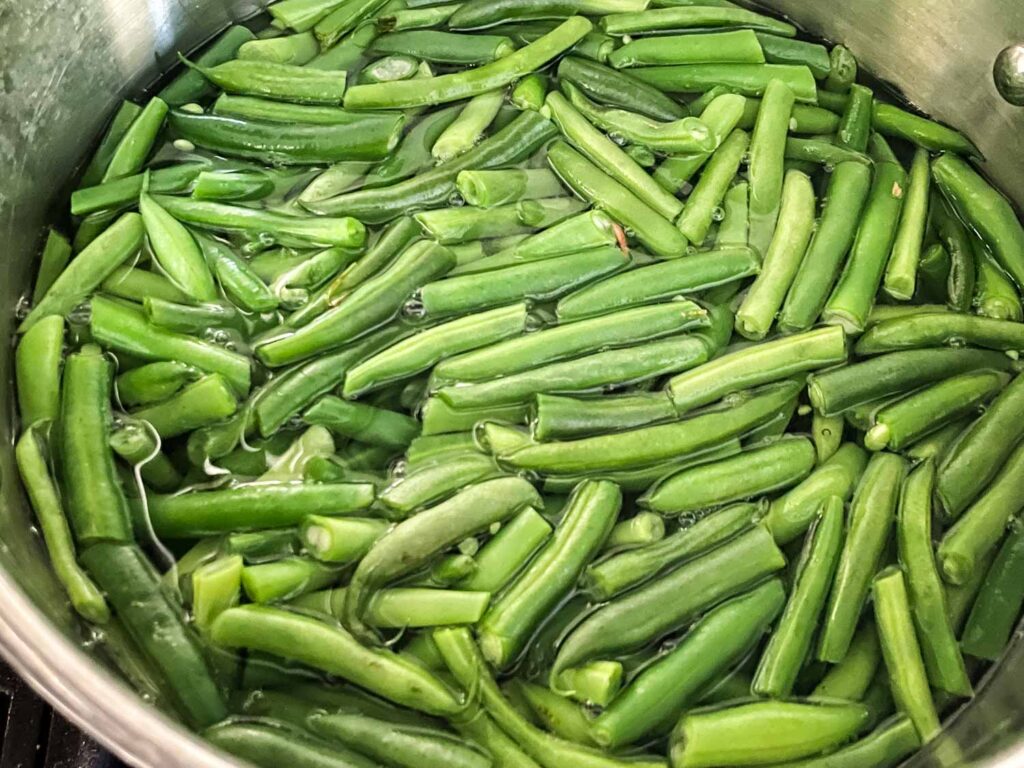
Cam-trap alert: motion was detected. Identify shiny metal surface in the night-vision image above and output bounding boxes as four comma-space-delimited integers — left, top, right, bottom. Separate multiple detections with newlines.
994, 45, 1024, 106
1, 1, 1023, 767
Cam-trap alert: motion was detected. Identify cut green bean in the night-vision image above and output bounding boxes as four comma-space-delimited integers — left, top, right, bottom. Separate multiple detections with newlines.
109, 418, 183, 493
678, 130, 751, 247
819, 452, 907, 663
642, 437, 815, 515
873, 567, 941, 742
961, 521, 1024, 661
884, 148, 931, 300
747, 79, 795, 257
602, 6, 796, 37
456, 169, 565, 208
478, 480, 620, 669
558, 55, 687, 122
610, 30, 765, 68
897, 461, 972, 696
533, 391, 678, 440
432, 90, 506, 162
305, 396, 420, 447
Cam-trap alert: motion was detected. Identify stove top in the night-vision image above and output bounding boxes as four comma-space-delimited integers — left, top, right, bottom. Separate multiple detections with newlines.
0, 661, 122, 768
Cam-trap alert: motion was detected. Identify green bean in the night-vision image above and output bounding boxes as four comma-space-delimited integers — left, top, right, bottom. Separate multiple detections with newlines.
456, 169, 565, 208
495, 379, 799, 475
755, 32, 830, 78
864, 370, 1008, 452
671, 700, 869, 768
809, 413, 843, 465
824, 44, 856, 92
227, 529, 300, 564
811, 620, 881, 701
542, 439, 742, 495
138, 191, 218, 301
257, 241, 453, 366
610, 30, 764, 68
416, 198, 583, 244
822, 159, 908, 333
160, 27, 256, 104
602, 512, 665, 552
603, 6, 795, 36
257, 324, 415, 437
15, 315, 64, 428
30, 230, 73, 307
206, 719, 379, 768
547, 141, 688, 258
558, 55, 687, 122
449, 0, 642, 29
185, 57, 348, 104
242, 556, 341, 603
932, 154, 1024, 292
191, 555, 242, 637
306, 22, 379, 70
152, 194, 366, 250
784, 137, 871, 167
406, 432, 481, 467
872, 567, 940, 742
345, 304, 527, 397
115, 362, 197, 409
305, 396, 420, 447
59, 346, 134, 544
101, 98, 169, 182
562, 82, 716, 155
90, 296, 251, 394
973, 235, 1023, 321
855, 311, 1024, 354
631, 63, 815, 105
668, 326, 846, 414
376, 4, 461, 31
932, 198, 976, 312
310, 712, 490, 768
678, 130, 751, 246
439, 334, 709, 409
808, 349, 1014, 417
736, 170, 815, 338
344, 17, 590, 108
745, 79, 795, 257
71, 162, 207, 216
819, 452, 907, 663
308, 110, 558, 221
211, 94, 380, 125
421, 398, 528, 435
258, 426, 337, 483
556, 660, 623, 707
915, 242, 951, 303
937, 374, 1024, 518
552, 524, 785, 680
373, 30, 516, 66
476, 480, 619, 668
937, 434, 1024, 586
73, 211, 116, 252
883, 149, 930, 300
343, 477, 541, 642
457, 507, 552, 593
514, 680, 595, 746
834, 84, 872, 152
511, 72, 550, 111
81, 543, 226, 727
533, 391, 678, 440
771, 715, 921, 768
594, 580, 784, 748
430, 90, 506, 162
142, 297, 239, 335
238, 31, 321, 65
961, 520, 1024, 661
20, 212, 143, 333
543, 92, 684, 221
145, 482, 375, 538
642, 437, 815, 515
905, 418, 968, 463
778, 162, 873, 332
212, 605, 460, 714
359, 106, 462, 190
585, 499, 761, 600
873, 103, 979, 156
435, 628, 667, 768
755, 497, 845, 697
420, 247, 625, 317
15, 427, 109, 623
109, 418, 183, 493
79, 101, 144, 187
190, 169, 277, 202
896, 461, 972, 696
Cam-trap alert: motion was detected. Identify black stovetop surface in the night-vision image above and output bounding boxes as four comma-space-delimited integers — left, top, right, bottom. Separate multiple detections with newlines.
0, 661, 122, 768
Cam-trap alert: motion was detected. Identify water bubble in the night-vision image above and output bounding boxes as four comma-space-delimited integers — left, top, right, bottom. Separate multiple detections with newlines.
402, 297, 426, 318
609, 132, 628, 146
711, 206, 725, 222
67, 301, 92, 326
740, 151, 752, 166
824, 162, 836, 174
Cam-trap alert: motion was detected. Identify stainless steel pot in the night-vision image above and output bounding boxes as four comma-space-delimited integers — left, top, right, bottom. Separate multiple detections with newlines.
1, 1, 1023, 765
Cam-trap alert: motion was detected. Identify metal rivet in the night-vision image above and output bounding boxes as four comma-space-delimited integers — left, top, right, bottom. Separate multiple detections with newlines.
994, 44, 1024, 106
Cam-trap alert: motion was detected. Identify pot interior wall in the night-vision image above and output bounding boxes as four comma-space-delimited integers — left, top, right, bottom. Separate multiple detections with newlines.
0, 1, 1022, 766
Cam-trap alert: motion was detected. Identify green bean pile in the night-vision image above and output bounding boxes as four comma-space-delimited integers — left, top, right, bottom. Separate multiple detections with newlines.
13, 1, 1024, 766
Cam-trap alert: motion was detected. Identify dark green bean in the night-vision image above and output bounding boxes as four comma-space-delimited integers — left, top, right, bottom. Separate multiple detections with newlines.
602, 6, 797, 37
160, 26, 256, 105
557, 55, 687, 122
961, 520, 1024, 661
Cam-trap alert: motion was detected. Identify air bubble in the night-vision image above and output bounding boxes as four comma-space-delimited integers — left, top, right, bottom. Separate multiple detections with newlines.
711, 206, 725, 222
